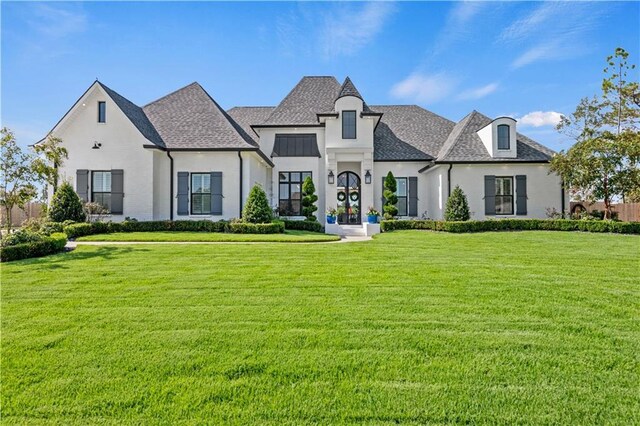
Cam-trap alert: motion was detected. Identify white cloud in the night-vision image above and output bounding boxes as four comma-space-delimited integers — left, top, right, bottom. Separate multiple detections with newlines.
500, 2, 609, 69
457, 82, 499, 100
429, 1, 488, 57
28, 3, 87, 39
517, 111, 563, 127
389, 73, 456, 104
321, 2, 396, 57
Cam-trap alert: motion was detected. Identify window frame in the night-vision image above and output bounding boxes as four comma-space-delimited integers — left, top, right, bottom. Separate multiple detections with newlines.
497, 124, 510, 150
495, 176, 514, 215
98, 101, 106, 123
342, 110, 356, 139
278, 171, 312, 216
91, 170, 112, 213
190, 172, 212, 215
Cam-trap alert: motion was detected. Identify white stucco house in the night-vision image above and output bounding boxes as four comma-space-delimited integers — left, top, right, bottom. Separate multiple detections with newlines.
39, 76, 567, 235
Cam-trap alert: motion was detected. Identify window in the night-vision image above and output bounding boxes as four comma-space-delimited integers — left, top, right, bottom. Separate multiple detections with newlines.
497, 124, 510, 150
395, 178, 408, 216
92, 171, 111, 212
98, 101, 106, 123
342, 110, 356, 139
279, 171, 311, 216
495, 177, 513, 215
191, 173, 211, 215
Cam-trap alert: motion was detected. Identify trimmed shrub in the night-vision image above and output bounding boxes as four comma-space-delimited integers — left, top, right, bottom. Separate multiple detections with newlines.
1, 229, 44, 247
444, 186, 470, 221
380, 219, 640, 235
301, 176, 318, 221
243, 185, 273, 224
228, 221, 284, 234
282, 219, 324, 233
63, 223, 95, 239
64, 220, 229, 238
1, 233, 67, 262
383, 171, 398, 220
49, 182, 86, 223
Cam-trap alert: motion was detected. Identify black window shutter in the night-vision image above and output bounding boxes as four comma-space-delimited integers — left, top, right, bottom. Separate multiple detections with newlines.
408, 177, 418, 216
211, 172, 223, 215
516, 175, 527, 215
110, 169, 124, 214
177, 172, 189, 216
76, 170, 89, 202
484, 175, 496, 215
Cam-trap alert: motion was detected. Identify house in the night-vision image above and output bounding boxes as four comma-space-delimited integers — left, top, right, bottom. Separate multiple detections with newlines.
39, 76, 567, 235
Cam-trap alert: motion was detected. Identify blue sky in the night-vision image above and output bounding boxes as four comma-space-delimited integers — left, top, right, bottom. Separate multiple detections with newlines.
2, 1, 638, 151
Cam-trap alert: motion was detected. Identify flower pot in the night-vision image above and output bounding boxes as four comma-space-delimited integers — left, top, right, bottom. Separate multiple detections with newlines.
367, 215, 378, 224
326, 215, 336, 224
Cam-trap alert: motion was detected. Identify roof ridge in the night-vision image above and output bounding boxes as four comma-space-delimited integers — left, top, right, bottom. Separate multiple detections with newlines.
437, 111, 479, 160
142, 81, 200, 108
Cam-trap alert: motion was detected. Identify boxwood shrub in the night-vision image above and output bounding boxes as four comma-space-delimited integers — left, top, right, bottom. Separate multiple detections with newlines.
1, 233, 67, 262
228, 221, 285, 234
64, 220, 229, 239
380, 219, 640, 235
281, 219, 323, 233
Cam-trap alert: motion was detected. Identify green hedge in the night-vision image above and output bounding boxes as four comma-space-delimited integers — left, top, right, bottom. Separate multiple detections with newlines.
1, 233, 67, 262
64, 220, 229, 239
228, 221, 285, 234
281, 219, 323, 233
380, 219, 640, 234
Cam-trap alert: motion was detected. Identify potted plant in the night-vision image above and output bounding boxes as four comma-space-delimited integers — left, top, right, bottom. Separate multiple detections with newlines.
326, 207, 337, 224
367, 206, 380, 224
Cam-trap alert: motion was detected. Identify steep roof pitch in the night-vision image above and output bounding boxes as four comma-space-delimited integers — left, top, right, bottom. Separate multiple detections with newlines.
371, 105, 456, 161
336, 76, 363, 101
143, 82, 258, 150
259, 77, 341, 126
436, 111, 555, 162
98, 82, 165, 148
227, 106, 275, 143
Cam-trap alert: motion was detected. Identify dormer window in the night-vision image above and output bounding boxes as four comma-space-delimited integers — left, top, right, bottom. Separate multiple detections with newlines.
342, 110, 356, 139
497, 124, 510, 149
98, 101, 106, 123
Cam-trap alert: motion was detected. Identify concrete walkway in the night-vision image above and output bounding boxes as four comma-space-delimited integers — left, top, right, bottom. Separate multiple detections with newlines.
65, 235, 371, 249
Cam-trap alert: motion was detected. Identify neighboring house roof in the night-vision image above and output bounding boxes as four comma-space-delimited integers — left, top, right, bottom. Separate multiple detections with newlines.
98, 82, 165, 148
143, 82, 258, 150
259, 76, 342, 126
436, 111, 555, 162
371, 105, 455, 161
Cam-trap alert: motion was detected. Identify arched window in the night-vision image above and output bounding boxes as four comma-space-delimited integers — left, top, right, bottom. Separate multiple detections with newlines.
497, 124, 510, 150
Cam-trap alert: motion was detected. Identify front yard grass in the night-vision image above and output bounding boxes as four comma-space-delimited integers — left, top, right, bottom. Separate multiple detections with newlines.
2, 231, 639, 424
76, 229, 340, 242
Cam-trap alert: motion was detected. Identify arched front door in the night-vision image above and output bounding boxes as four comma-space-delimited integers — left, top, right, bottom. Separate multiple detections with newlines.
337, 171, 361, 224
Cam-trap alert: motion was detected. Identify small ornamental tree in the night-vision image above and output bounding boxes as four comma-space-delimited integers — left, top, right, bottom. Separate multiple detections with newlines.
301, 176, 318, 221
383, 171, 398, 220
48, 181, 86, 223
243, 184, 273, 223
32, 134, 68, 195
444, 185, 470, 221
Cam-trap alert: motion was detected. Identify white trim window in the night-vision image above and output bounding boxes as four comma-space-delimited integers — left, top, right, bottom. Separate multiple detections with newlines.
495, 176, 513, 215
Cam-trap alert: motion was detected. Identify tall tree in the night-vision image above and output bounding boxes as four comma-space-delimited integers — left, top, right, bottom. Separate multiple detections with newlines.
0, 128, 37, 232
553, 47, 640, 218
32, 134, 68, 195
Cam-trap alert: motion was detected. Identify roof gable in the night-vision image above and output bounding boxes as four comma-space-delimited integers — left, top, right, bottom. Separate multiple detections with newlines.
260, 76, 341, 126
143, 82, 257, 150
336, 76, 363, 101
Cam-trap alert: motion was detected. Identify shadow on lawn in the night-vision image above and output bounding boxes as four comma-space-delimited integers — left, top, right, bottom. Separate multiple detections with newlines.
19, 246, 149, 269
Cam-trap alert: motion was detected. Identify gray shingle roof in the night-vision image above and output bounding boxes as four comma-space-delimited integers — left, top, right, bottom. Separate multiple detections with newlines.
227, 106, 275, 143
336, 76, 363, 101
98, 82, 165, 148
260, 77, 341, 126
143, 82, 257, 150
436, 111, 555, 162
371, 105, 455, 161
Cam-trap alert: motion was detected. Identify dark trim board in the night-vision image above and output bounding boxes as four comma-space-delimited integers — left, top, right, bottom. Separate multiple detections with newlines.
141, 145, 275, 167
374, 159, 433, 163
434, 160, 550, 165
251, 124, 325, 130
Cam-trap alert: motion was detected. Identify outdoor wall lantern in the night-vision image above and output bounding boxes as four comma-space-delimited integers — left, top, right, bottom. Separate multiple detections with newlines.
328, 170, 335, 184
365, 170, 372, 184
92, 142, 102, 149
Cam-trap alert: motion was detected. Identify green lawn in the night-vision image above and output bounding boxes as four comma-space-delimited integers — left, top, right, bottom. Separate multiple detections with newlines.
76, 230, 340, 243
2, 231, 639, 424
